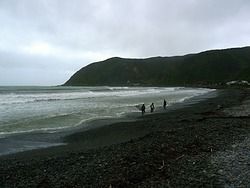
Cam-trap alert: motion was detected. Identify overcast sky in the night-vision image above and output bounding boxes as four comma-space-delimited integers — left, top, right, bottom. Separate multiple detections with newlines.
1, 0, 250, 86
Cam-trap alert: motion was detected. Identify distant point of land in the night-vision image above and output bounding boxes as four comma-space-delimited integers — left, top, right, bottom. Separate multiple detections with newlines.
64, 46, 250, 88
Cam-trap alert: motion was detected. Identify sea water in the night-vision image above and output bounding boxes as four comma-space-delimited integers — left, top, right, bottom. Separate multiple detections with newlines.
0, 86, 215, 155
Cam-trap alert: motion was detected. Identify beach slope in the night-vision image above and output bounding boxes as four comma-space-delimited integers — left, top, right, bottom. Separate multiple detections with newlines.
0, 89, 249, 187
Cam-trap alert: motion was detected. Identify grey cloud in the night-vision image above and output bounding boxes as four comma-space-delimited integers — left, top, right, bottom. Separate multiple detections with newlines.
0, 51, 84, 85
0, 0, 250, 85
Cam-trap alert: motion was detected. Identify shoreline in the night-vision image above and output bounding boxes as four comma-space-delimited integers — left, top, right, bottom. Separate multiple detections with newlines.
0, 88, 249, 187
0, 88, 216, 157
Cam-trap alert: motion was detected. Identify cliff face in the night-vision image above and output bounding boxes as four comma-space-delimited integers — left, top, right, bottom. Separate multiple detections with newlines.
64, 46, 250, 86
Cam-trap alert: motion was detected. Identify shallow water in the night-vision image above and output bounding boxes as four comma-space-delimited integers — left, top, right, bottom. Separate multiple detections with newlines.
0, 86, 216, 156
0, 86, 214, 138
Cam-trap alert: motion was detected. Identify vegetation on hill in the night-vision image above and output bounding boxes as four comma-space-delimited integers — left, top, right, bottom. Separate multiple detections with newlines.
63, 46, 250, 87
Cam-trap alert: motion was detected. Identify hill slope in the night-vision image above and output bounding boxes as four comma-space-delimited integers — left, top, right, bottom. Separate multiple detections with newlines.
64, 46, 250, 86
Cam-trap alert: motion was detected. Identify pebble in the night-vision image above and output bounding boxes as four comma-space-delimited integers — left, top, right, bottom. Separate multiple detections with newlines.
211, 136, 250, 187
0, 89, 250, 187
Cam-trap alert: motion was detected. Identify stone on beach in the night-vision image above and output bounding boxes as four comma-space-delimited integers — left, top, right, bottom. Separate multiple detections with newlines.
0, 89, 250, 187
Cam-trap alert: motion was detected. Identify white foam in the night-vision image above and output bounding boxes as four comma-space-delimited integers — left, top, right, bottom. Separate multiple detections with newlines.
0, 86, 215, 138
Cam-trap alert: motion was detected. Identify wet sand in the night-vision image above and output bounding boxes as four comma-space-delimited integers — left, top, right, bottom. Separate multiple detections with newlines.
0, 88, 249, 187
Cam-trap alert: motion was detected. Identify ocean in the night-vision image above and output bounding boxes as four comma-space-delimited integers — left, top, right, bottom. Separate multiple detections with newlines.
0, 86, 216, 155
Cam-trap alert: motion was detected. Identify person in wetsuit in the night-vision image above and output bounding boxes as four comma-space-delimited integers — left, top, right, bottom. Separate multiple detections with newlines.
163, 99, 167, 109
141, 104, 145, 115
150, 103, 155, 113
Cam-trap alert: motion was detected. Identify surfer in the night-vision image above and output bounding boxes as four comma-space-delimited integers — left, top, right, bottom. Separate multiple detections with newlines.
163, 99, 167, 109
141, 104, 145, 115
150, 103, 155, 113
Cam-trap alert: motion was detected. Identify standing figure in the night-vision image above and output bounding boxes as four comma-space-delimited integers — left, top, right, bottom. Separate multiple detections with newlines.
150, 103, 155, 113
163, 99, 167, 109
141, 104, 145, 115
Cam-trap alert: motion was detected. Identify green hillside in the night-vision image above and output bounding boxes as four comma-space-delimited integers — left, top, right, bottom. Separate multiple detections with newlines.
63, 46, 250, 87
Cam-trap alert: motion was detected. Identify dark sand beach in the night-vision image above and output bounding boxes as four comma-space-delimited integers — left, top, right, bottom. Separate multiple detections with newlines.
0, 88, 249, 187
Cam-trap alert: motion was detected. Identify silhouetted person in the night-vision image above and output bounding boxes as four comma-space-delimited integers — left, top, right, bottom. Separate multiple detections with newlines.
150, 103, 155, 113
141, 104, 145, 115
163, 99, 167, 109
